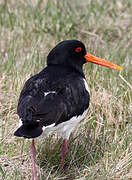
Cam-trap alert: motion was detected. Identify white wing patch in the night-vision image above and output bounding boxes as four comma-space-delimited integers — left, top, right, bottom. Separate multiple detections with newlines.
44, 91, 56, 96
42, 123, 55, 131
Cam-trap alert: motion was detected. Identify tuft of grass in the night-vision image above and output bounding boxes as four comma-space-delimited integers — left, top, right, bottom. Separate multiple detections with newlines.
0, 0, 132, 179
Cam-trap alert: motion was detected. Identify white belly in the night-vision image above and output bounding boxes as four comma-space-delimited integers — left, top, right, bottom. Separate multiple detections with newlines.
40, 108, 88, 140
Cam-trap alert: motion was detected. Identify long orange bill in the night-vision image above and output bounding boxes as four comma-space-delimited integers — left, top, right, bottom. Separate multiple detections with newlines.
84, 53, 122, 71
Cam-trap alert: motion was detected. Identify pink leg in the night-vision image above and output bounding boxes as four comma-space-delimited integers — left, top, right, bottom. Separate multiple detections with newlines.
60, 139, 68, 171
30, 139, 38, 180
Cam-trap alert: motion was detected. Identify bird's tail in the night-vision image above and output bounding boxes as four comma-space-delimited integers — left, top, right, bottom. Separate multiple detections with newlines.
15, 107, 43, 138
14, 125, 43, 139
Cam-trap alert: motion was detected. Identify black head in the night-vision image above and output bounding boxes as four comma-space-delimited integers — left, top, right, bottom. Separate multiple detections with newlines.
47, 40, 87, 71
47, 40, 122, 73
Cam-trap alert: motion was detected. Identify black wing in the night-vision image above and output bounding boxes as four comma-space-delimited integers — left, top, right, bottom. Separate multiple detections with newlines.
14, 67, 90, 138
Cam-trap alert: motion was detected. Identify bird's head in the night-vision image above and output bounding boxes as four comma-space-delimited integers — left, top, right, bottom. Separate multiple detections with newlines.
47, 40, 122, 71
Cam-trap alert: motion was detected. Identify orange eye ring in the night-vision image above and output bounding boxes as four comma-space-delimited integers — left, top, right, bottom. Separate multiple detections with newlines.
75, 47, 82, 52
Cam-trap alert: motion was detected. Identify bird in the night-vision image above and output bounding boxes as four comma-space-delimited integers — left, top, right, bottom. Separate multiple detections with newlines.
14, 40, 121, 180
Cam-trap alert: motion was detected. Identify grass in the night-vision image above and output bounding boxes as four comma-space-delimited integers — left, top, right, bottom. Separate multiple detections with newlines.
0, 0, 132, 179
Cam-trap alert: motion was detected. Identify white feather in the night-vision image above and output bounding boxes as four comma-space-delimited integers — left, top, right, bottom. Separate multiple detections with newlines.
40, 108, 88, 140
83, 78, 90, 93
44, 91, 56, 96
18, 117, 22, 127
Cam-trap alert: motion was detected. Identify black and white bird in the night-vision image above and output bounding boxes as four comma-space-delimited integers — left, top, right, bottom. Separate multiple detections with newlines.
14, 40, 121, 180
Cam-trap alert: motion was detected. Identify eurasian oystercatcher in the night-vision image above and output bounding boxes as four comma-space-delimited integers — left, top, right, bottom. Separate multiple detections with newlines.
14, 40, 121, 180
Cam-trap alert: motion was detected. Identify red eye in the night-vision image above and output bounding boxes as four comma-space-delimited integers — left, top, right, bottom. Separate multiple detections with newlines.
75, 47, 82, 53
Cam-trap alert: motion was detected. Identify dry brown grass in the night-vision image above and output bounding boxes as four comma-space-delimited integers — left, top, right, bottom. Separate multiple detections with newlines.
0, 0, 132, 179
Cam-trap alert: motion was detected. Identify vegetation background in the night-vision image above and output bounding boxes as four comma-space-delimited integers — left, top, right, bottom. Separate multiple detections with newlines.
0, 0, 132, 179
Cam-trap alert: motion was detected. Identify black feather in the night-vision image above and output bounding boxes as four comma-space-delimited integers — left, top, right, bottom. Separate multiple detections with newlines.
14, 125, 43, 138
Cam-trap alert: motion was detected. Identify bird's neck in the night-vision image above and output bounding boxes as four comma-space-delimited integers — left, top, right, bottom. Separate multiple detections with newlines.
68, 60, 85, 77
47, 64, 85, 78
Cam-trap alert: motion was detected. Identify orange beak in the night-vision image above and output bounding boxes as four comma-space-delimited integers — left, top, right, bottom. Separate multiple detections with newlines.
84, 53, 122, 71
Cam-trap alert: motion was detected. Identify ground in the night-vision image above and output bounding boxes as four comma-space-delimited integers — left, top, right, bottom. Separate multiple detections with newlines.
0, 0, 132, 179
